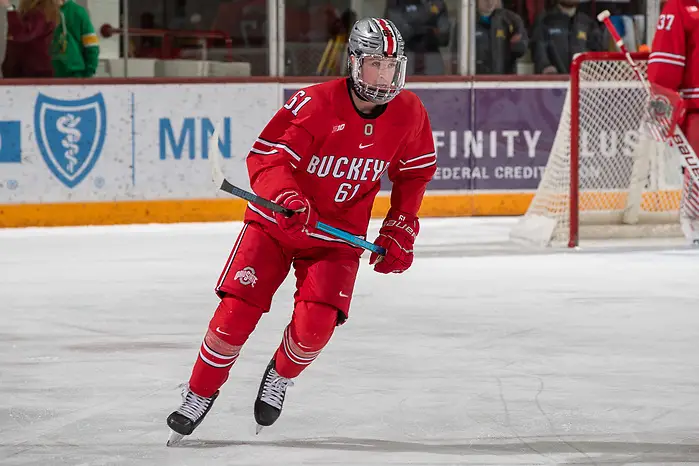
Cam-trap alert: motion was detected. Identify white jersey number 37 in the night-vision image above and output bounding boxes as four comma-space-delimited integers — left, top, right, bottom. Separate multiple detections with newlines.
657, 14, 675, 31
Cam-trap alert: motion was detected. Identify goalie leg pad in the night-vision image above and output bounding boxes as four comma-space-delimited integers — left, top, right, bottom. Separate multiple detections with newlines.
189, 296, 265, 397
679, 113, 699, 243
681, 168, 699, 219
274, 301, 338, 379
680, 113, 699, 229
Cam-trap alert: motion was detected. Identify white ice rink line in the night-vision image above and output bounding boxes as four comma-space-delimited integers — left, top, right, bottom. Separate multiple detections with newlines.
0, 217, 697, 465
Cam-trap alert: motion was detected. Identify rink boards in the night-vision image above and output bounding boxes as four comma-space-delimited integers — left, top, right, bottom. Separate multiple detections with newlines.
0, 77, 665, 227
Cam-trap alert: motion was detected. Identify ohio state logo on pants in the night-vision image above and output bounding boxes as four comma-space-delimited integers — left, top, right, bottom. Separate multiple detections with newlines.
234, 266, 258, 287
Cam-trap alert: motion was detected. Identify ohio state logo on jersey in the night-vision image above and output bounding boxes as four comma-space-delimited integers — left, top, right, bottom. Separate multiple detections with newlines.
234, 266, 258, 287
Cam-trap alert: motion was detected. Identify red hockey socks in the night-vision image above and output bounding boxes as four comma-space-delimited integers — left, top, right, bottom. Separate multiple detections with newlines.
274, 301, 337, 379
189, 296, 264, 397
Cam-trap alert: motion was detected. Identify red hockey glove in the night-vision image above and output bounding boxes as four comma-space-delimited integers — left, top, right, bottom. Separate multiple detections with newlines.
273, 190, 318, 241
369, 209, 419, 274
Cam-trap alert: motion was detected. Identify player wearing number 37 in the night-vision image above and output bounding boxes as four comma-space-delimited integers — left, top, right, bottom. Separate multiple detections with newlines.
166, 17, 436, 444
648, 0, 699, 241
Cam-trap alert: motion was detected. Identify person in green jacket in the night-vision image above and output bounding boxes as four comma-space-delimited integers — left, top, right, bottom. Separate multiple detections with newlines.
50, 0, 99, 77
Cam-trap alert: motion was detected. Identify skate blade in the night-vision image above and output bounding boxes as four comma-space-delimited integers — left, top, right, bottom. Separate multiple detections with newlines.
167, 430, 184, 446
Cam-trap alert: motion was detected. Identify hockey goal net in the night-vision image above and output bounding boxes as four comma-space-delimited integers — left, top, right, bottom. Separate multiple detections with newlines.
510, 52, 684, 247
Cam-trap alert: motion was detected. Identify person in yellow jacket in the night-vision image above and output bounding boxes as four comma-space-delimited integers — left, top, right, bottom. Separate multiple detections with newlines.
50, 0, 99, 77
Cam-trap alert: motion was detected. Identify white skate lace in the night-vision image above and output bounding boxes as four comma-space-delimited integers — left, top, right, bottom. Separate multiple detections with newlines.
260, 368, 294, 410
176, 385, 213, 422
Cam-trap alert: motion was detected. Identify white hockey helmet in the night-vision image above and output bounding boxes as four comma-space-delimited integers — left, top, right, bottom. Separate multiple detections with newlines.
347, 18, 407, 105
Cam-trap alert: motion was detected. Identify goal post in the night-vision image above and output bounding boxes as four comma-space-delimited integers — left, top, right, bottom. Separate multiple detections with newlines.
510, 52, 684, 248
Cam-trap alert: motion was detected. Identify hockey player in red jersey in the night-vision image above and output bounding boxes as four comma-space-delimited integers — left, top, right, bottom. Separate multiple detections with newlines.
166, 17, 436, 444
648, 0, 699, 242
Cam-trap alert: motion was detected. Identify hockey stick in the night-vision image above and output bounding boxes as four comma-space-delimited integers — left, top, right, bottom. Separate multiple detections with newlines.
598, 10, 699, 188
209, 125, 386, 256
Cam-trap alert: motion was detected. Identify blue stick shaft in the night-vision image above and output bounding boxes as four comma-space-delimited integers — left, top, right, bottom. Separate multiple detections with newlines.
218, 180, 385, 255
315, 222, 386, 256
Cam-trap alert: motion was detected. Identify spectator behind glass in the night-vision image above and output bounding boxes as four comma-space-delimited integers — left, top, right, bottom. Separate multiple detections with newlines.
1, 0, 59, 78
530, 0, 601, 74
385, 0, 451, 75
475, 0, 528, 75
50, 0, 99, 77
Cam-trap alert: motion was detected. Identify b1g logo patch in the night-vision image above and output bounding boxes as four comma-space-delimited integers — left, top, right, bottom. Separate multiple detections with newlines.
234, 266, 258, 287
34, 92, 107, 188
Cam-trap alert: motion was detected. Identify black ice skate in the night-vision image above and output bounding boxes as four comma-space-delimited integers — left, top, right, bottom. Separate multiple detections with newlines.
254, 358, 294, 434
166, 384, 219, 446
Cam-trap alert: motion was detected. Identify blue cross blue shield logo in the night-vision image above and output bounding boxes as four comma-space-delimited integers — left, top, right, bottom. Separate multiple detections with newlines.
34, 93, 107, 188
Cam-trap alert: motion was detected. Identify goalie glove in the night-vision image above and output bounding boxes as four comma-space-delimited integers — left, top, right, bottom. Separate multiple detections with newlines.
273, 190, 318, 241
370, 209, 419, 274
647, 83, 687, 141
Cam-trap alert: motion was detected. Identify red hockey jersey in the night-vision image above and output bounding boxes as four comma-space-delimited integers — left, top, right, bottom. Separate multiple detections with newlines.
648, 0, 699, 111
244, 78, 436, 246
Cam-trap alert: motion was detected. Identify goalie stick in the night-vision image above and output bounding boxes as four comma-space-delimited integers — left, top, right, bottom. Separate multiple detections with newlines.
208, 124, 386, 256
597, 10, 699, 188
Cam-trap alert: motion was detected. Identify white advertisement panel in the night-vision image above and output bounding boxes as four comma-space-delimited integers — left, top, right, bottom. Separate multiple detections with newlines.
0, 83, 278, 204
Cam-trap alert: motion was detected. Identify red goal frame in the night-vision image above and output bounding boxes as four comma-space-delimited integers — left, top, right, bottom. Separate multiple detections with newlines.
568, 51, 650, 248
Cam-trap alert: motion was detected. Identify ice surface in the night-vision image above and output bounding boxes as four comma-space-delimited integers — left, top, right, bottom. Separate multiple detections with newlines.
1, 217, 698, 465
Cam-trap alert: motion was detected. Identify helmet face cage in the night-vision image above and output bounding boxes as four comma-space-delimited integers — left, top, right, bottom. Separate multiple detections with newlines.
347, 18, 407, 105
351, 54, 407, 105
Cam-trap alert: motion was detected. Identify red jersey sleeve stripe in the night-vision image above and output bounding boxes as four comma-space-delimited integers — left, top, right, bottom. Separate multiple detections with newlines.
255, 137, 302, 161
398, 159, 437, 172
648, 58, 686, 67
649, 52, 685, 60
400, 151, 436, 165
250, 147, 278, 155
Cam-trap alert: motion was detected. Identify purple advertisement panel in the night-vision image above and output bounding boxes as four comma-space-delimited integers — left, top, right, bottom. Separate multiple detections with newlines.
425, 85, 567, 191
283, 83, 568, 191
473, 86, 565, 191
